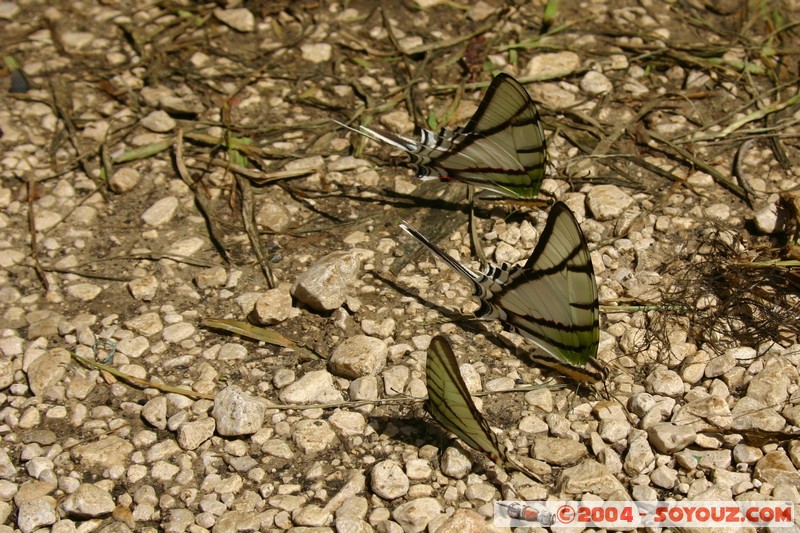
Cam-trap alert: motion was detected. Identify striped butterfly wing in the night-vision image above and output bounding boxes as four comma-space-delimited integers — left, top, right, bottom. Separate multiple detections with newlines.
357, 74, 546, 199
491, 203, 600, 367
402, 202, 601, 380
425, 335, 542, 481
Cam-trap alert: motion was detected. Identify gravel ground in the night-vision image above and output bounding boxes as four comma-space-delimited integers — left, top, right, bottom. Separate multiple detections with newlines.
2, 1, 800, 532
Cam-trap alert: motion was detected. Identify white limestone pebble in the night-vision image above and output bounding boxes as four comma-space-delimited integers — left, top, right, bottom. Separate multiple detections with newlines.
65, 283, 102, 301
141, 196, 179, 226
644, 368, 684, 397
194, 266, 227, 289
301, 43, 333, 63
140, 110, 175, 133
60, 483, 115, 518
109, 168, 141, 193
328, 411, 367, 437
328, 335, 388, 379
212, 386, 266, 436
72, 436, 133, 469
128, 276, 159, 301
526, 51, 581, 80
581, 70, 613, 94
162, 322, 195, 343
292, 249, 370, 311
436, 509, 485, 533
142, 396, 167, 430
647, 422, 696, 453
586, 185, 635, 221
370, 460, 409, 500
391, 497, 443, 533
531, 436, 588, 465
33, 209, 62, 231
440, 447, 471, 479
623, 431, 656, 476
560, 460, 629, 499
278, 370, 343, 404
213, 7, 255, 32
17, 497, 58, 532
26, 348, 70, 396
251, 287, 293, 325
178, 417, 215, 450
293, 419, 338, 453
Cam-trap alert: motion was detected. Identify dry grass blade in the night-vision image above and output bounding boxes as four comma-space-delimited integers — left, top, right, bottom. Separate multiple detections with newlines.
202, 318, 324, 361
71, 353, 215, 400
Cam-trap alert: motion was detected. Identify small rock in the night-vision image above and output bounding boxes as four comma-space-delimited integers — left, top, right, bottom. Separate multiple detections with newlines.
142, 396, 167, 429
623, 432, 656, 476
125, 312, 163, 336
26, 348, 70, 396
251, 288, 293, 325
704, 351, 736, 378
391, 497, 443, 533
72, 436, 133, 469
17, 497, 57, 532
140, 110, 175, 133
212, 386, 266, 436
141, 196, 179, 226
278, 370, 343, 404
293, 419, 338, 453
526, 51, 581, 80
128, 275, 159, 301
162, 322, 195, 343
531, 437, 587, 465
580, 71, 613, 94
292, 249, 370, 311
754, 450, 800, 487
33, 210, 62, 231
754, 203, 780, 233
371, 460, 409, 500
66, 283, 102, 301
435, 509, 485, 533
328, 335, 388, 379
733, 444, 763, 464
194, 266, 227, 289
440, 447, 472, 479
60, 483, 115, 518
178, 418, 216, 450
61, 31, 94, 51
109, 168, 141, 193
292, 504, 332, 527
328, 411, 367, 438
301, 43, 333, 63
213, 7, 256, 32
730, 397, 786, 432
648, 422, 696, 453
586, 185, 634, 221
644, 368, 683, 397
559, 459, 629, 499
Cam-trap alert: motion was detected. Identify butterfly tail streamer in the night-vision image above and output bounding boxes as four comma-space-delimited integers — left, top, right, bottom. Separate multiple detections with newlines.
399, 222, 484, 291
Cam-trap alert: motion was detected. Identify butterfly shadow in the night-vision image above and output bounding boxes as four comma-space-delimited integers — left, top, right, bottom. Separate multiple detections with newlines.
366, 413, 497, 477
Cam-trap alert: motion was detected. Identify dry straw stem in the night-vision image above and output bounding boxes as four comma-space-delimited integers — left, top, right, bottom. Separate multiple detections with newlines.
71, 348, 564, 410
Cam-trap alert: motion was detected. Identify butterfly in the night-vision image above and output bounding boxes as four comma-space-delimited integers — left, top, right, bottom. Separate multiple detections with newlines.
426, 335, 543, 481
342, 73, 547, 199
404, 202, 604, 383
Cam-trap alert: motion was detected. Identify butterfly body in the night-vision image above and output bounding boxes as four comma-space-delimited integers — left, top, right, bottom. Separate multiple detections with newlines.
354, 74, 547, 199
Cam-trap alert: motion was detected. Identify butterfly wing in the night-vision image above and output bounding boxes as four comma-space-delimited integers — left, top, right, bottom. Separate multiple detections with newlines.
357, 74, 546, 199
494, 203, 600, 366
425, 335, 542, 481
403, 202, 601, 379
